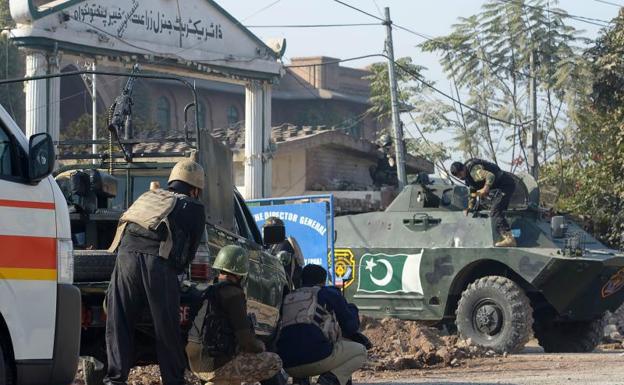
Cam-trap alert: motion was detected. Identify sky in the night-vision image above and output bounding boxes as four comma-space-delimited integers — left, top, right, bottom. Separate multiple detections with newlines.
217, 0, 622, 169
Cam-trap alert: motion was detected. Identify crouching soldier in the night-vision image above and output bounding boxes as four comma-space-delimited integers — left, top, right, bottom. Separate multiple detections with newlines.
277, 265, 367, 385
263, 216, 305, 289
186, 245, 282, 385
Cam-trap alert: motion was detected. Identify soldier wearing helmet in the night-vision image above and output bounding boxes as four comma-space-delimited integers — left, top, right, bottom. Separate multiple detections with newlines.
264, 216, 304, 289
104, 153, 206, 385
186, 245, 282, 385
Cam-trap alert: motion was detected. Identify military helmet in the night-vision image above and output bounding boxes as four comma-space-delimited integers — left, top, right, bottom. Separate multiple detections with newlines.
213, 245, 249, 277
264, 216, 284, 227
168, 151, 205, 189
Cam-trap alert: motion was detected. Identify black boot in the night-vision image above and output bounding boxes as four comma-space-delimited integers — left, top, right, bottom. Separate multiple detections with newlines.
317, 373, 340, 385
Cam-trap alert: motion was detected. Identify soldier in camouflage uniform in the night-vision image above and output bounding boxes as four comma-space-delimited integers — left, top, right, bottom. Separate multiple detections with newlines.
451, 158, 517, 247
186, 245, 282, 385
105, 154, 206, 385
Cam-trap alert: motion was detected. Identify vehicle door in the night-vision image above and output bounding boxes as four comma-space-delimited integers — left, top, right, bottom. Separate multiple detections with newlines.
0, 121, 58, 362
233, 192, 284, 337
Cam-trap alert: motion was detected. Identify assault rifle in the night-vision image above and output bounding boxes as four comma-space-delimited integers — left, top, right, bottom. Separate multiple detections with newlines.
469, 189, 503, 217
107, 64, 140, 162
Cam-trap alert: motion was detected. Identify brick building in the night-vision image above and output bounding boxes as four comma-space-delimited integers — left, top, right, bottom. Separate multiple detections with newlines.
59, 56, 380, 142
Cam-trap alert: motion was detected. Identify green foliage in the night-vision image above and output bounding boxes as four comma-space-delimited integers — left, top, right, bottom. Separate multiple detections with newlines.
544, 9, 624, 248
420, 0, 582, 167
365, 57, 425, 128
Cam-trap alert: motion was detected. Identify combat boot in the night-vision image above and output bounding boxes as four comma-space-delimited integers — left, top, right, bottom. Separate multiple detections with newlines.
495, 232, 517, 247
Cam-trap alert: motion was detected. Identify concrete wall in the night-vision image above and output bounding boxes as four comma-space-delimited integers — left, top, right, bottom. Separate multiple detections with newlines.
271, 149, 307, 197
305, 146, 376, 191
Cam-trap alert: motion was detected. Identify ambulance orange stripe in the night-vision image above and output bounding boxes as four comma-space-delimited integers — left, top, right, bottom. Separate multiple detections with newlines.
0, 199, 55, 210
0, 235, 56, 269
0, 267, 56, 280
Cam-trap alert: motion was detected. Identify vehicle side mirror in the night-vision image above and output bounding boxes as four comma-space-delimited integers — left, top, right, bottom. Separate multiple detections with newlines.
28, 133, 54, 183
263, 225, 285, 246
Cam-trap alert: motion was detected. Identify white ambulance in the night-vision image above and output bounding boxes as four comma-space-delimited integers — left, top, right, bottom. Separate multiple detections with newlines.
0, 105, 80, 385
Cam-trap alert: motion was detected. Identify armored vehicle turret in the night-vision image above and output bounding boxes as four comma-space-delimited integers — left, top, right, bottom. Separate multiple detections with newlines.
335, 174, 624, 353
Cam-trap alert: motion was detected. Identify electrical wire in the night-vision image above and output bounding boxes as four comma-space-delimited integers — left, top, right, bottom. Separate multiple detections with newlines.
285, 54, 383, 68
241, 0, 284, 22
284, 52, 527, 128
246, 23, 380, 28
498, 0, 611, 27
331, 0, 386, 22
593, 0, 624, 7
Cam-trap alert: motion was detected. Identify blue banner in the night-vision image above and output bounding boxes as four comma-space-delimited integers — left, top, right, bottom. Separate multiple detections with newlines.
249, 202, 329, 269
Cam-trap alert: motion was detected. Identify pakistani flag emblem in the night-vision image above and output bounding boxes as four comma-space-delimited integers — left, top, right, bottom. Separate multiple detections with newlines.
357, 251, 424, 294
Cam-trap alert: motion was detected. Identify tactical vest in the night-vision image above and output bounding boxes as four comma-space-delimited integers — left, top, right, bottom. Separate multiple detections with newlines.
464, 158, 504, 189
280, 286, 341, 343
108, 188, 181, 258
187, 282, 237, 361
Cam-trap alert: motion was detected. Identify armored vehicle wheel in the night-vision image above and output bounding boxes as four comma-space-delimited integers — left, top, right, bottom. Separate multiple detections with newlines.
534, 318, 604, 353
456, 276, 532, 353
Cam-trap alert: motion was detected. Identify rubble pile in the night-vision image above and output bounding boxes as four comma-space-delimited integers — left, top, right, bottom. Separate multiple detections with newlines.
360, 316, 497, 371
601, 310, 624, 349
73, 365, 203, 385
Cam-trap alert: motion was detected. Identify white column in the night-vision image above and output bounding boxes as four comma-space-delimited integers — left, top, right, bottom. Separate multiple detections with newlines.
25, 51, 48, 139
262, 82, 272, 197
244, 81, 264, 199
47, 54, 60, 143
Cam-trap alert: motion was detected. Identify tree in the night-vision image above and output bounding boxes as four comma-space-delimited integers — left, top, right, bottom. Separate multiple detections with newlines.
545, 9, 624, 247
365, 57, 451, 164
420, 0, 582, 171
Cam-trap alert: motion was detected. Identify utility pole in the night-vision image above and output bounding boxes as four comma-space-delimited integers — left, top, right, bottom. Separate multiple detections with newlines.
528, 50, 539, 180
91, 62, 97, 164
384, 7, 407, 190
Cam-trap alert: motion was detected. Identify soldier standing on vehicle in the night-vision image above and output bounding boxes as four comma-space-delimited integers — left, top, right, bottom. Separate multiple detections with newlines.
104, 153, 206, 385
264, 216, 305, 289
186, 245, 283, 385
450, 158, 517, 247
277, 264, 367, 385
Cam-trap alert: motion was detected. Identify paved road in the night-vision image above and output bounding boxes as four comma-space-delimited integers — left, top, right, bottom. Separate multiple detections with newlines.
357, 349, 624, 385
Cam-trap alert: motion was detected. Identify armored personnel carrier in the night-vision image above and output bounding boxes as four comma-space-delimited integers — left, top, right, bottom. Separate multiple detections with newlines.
334, 173, 624, 353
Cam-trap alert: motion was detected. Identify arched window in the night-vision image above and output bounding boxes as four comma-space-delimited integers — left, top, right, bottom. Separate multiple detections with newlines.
227, 105, 239, 127
156, 96, 171, 132
197, 101, 206, 129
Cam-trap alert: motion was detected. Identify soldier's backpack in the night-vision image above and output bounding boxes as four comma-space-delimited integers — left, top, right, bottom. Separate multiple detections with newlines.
279, 286, 341, 343
187, 282, 236, 358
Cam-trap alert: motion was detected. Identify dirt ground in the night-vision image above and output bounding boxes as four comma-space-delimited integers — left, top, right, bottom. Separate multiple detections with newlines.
355, 345, 624, 385
75, 316, 624, 385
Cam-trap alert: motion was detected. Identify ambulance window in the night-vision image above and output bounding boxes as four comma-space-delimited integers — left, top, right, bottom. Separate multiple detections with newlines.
0, 126, 22, 179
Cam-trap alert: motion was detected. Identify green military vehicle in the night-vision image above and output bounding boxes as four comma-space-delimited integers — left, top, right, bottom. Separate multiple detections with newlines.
334, 173, 624, 353
52, 69, 290, 378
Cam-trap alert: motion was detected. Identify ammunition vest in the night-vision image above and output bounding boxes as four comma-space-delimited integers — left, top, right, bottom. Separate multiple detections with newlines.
187, 282, 237, 366
108, 189, 181, 259
464, 158, 504, 189
280, 286, 341, 343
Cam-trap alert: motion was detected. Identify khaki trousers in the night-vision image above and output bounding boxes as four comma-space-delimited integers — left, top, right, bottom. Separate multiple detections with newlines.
285, 340, 367, 385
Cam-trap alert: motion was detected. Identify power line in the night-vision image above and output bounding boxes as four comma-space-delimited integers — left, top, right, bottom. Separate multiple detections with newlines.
285, 54, 382, 68
393, 59, 525, 127
246, 23, 380, 28
331, 0, 385, 22
593, 0, 624, 7
371, 0, 383, 17
241, 0, 284, 22
498, 0, 611, 27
